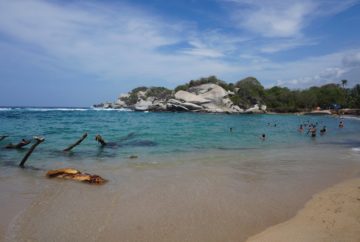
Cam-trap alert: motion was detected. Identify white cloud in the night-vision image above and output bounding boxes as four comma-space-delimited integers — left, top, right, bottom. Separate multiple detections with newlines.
0, 0, 237, 85
224, 0, 359, 38
0, 0, 359, 95
273, 50, 360, 88
342, 52, 360, 67
259, 38, 317, 53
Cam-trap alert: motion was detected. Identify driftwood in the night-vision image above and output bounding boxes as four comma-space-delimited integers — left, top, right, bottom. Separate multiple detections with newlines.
95, 134, 107, 146
6, 139, 31, 149
0, 135, 8, 142
19, 136, 45, 168
63, 133, 88, 152
46, 168, 107, 184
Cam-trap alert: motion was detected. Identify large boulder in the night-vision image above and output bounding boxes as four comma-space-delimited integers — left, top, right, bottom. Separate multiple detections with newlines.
166, 103, 189, 112
198, 84, 228, 104
174, 90, 210, 104
114, 99, 126, 108
245, 104, 265, 114
103, 102, 113, 109
168, 99, 203, 111
134, 99, 152, 111
188, 83, 219, 94
201, 103, 227, 113
148, 101, 167, 112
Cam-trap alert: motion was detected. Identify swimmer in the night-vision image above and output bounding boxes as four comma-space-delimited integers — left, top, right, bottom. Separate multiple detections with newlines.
309, 126, 317, 138
320, 126, 327, 135
230, 127, 233, 132
339, 121, 344, 128
298, 124, 304, 132
260, 133, 266, 141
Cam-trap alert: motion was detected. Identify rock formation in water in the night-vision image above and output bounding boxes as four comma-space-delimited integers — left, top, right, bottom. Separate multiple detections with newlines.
94, 76, 267, 114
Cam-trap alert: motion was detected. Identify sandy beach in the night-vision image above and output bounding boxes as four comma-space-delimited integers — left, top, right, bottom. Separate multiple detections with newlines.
247, 178, 360, 242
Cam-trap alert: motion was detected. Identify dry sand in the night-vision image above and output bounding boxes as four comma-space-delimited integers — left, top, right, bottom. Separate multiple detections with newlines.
246, 178, 360, 242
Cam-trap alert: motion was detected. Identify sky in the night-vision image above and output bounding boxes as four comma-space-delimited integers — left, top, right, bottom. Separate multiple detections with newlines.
0, 0, 360, 107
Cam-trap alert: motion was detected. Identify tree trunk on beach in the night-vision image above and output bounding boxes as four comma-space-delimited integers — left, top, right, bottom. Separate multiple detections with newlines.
6, 139, 31, 149
19, 137, 45, 168
95, 135, 107, 146
63, 133, 88, 152
0, 135, 8, 142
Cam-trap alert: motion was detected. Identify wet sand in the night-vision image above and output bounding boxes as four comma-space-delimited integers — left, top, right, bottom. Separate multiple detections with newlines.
247, 178, 360, 242
1, 146, 360, 242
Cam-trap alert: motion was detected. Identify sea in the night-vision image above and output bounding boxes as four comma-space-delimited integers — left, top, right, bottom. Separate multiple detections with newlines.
1, 107, 360, 241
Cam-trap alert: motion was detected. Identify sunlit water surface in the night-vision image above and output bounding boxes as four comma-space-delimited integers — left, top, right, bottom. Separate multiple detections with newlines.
1, 108, 360, 241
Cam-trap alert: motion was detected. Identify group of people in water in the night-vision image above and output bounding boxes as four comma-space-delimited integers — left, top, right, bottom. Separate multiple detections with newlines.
229, 118, 346, 141
298, 119, 344, 138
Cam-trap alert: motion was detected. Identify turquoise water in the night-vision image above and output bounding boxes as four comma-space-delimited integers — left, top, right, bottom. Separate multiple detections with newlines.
1, 107, 359, 167
1, 108, 360, 241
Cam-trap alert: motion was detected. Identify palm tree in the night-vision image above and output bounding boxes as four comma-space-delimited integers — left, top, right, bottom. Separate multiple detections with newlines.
341, 79, 348, 89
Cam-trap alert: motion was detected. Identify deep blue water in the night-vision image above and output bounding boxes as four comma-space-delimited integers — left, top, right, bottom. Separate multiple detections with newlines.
1, 107, 360, 167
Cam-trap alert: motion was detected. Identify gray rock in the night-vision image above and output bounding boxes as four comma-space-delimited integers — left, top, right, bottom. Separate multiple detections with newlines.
166, 103, 189, 112
134, 99, 152, 111
174, 90, 210, 104
198, 84, 228, 103
168, 99, 203, 110
245, 104, 265, 114
188, 83, 218, 94
149, 101, 167, 111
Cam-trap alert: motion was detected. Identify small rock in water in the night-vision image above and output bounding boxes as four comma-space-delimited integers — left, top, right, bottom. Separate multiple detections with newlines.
129, 155, 138, 159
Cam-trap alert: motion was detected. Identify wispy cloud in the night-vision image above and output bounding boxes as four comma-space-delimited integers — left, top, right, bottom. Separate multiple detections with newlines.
0, 0, 237, 85
259, 37, 318, 53
0, 0, 359, 105
223, 0, 358, 38
273, 49, 360, 88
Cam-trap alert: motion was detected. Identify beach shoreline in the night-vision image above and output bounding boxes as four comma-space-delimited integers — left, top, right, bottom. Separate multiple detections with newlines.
246, 177, 360, 242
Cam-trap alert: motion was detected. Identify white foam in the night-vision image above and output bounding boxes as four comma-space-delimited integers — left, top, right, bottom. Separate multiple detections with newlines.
91, 108, 132, 112
342, 116, 360, 121
23, 108, 88, 112
0, 108, 12, 111
351, 147, 360, 152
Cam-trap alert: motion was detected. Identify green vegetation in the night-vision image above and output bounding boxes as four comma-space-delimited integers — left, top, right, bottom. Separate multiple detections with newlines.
123, 75, 360, 111
120, 86, 172, 105
175, 75, 232, 92
145, 87, 172, 100
231, 77, 265, 109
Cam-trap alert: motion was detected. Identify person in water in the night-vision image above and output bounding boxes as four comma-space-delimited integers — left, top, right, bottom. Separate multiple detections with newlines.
320, 126, 327, 135
260, 133, 266, 141
339, 120, 344, 128
298, 124, 304, 132
309, 126, 317, 138
230, 127, 233, 132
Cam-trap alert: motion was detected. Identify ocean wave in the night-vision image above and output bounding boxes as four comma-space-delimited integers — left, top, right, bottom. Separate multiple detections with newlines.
1, 108, 89, 112
91, 108, 133, 112
342, 116, 360, 121
24, 108, 88, 112
1, 107, 133, 112
351, 147, 360, 152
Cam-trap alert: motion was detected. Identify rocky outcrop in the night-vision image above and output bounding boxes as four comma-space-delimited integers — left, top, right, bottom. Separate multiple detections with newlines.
134, 99, 153, 111
94, 83, 266, 114
245, 104, 266, 114
174, 90, 210, 104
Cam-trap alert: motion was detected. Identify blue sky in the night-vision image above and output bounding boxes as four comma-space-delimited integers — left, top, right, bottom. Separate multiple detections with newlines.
0, 0, 360, 106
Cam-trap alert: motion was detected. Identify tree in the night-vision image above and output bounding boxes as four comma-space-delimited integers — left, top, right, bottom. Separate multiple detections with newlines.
341, 79, 348, 88
231, 77, 265, 108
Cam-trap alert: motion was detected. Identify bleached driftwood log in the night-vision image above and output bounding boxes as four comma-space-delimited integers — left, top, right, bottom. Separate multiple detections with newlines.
19, 136, 45, 168
63, 133, 88, 152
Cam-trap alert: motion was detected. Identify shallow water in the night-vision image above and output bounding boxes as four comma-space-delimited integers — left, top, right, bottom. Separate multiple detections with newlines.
1, 108, 360, 241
